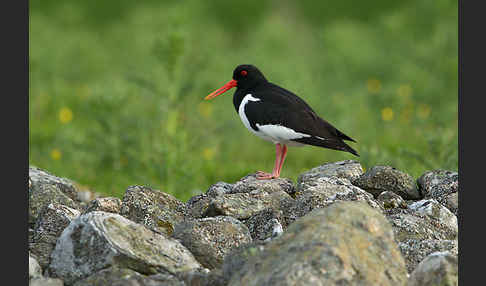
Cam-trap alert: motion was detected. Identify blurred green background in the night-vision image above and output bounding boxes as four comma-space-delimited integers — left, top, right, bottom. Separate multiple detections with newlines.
29, 0, 458, 201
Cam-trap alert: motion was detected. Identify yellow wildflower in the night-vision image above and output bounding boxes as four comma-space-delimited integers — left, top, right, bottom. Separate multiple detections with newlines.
202, 147, 215, 161
50, 149, 62, 160
367, 79, 382, 93
59, 107, 73, 124
381, 107, 394, 121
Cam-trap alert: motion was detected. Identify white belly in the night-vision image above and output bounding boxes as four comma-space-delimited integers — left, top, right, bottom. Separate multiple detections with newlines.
238, 94, 310, 146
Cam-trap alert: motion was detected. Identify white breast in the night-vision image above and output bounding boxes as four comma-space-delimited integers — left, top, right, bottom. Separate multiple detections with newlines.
238, 94, 310, 146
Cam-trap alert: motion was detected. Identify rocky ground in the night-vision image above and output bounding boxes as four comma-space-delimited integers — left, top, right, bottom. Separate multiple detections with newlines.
28, 161, 459, 286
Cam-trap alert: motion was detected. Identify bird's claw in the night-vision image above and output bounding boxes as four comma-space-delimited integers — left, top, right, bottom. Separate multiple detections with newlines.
256, 171, 276, 180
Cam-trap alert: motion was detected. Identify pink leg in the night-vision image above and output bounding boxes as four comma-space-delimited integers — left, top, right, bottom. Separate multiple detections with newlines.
257, 144, 282, 180
275, 144, 288, 177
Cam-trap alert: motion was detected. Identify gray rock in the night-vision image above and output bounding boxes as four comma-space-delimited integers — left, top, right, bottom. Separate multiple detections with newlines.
297, 160, 364, 188
231, 174, 295, 196
29, 253, 43, 280
29, 167, 81, 228
407, 252, 458, 286
206, 182, 235, 197
179, 268, 227, 286
295, 175, 383, 215
29, 204, 81, 269
227, 201, 408, 286
408, 199, 457, 234
417, 170, 458, 215
120, 185, 186, 236
353, 166, 421, 200
186, 175, 296, 220
49, 211, 201, 285
172, 216, 252, 269
72, 266, 184, 286
377, 191, 407, 209
222, 240, 269, 283
82, 197, 122, 214
386, 208, 457, 242
399, 239, 458, 273
30, 277, 64, 286
243, 209, 285, 241
444, 192, 458, 215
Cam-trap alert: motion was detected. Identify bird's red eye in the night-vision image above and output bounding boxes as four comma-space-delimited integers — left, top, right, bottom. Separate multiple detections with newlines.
241, 70, 248, 76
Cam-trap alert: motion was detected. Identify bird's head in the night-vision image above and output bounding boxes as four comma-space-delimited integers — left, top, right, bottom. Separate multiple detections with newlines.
205, 64, 267, 100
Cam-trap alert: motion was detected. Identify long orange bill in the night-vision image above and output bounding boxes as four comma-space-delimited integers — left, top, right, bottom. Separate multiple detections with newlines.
205, 79, 238, 100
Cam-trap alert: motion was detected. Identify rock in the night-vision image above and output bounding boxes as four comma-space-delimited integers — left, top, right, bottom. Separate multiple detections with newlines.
30, 277, 64, 286
297, 160, 364, 188
352, 165, 421, 200
186, 175, 296, 220
407, 252, 458, 286
29, 253, 43, 280
29, 204, 81, 270
399, 239, 458, 273
231, 174, 295, 196
227, 201, 408, 286
384, 201, 458, 273
120, 185, 186, 236
444, 192, 458, 215
295, 175, 383, 215
377, 191, 407, 209
72, 266, 185, 286
82, 197, 122, 214
29, 167, 81, 228
408, 199, 457, 234
179, 268, 227, 286
172, 216, 252, 269
222, 240, 269, 283
417, 170, 458, 215
49, 211, 201, 285
206, 182, 235, 197
243, 209, 285, 241
386, 208, 457, 242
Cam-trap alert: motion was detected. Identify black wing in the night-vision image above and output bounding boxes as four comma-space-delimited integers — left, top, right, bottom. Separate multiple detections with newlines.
246, 82, 359, 156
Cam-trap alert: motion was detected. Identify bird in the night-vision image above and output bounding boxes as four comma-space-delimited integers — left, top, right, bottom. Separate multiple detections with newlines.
204, 64, 358, 180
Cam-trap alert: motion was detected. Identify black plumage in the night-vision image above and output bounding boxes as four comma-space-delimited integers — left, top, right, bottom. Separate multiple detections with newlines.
205, 64, 358, 179
231, 65, 358, 156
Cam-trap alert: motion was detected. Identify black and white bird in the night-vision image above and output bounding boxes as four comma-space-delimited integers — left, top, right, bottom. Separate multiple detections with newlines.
205, 64, 358, 180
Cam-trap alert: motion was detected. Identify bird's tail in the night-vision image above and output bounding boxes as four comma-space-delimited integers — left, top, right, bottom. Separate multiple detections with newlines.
341, 142, 359, 157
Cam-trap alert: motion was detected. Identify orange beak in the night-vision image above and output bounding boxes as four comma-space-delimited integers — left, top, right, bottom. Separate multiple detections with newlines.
204, 79, 238, 100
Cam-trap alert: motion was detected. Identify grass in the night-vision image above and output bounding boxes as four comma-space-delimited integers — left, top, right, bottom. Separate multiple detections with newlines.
29, 0, 458, 201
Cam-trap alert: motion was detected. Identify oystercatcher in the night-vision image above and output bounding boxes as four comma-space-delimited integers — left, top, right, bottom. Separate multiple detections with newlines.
205, 64, 358, 180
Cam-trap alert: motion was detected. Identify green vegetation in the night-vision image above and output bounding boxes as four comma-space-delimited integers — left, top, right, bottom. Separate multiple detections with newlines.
29, 0, 458, 201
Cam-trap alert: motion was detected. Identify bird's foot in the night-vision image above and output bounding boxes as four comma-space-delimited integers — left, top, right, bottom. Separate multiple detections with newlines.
256, 171, 278, 180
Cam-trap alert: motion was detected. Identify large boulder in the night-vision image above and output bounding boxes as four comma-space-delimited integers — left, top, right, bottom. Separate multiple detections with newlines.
407, 252, 458, 286
297, 160, 364, 187
186, 174, 296, 222
384, 199, 458, 273
29, 167, 81, 228
295, 175, 383, 215
227, 201, 408, 286
172, 216, 252, 269
417, 170, 458, 215
49, 211, 201, 285
29, 204, 81, 270
120, 185, 186, 236
352, 166, 421, 200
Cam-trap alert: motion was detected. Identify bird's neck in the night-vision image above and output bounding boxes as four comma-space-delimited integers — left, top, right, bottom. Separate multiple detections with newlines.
232, 82, 266, 112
